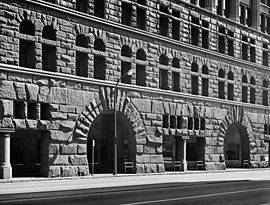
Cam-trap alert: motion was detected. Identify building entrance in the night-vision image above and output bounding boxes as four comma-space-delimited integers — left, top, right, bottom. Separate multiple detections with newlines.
224, 123, 249, 168
87, 113, 135, 174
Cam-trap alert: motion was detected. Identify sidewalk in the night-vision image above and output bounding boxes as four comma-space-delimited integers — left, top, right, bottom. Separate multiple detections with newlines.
0, 169, 270, 195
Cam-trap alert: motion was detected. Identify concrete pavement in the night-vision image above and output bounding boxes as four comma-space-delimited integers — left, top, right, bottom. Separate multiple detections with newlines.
0, 169, 270, 195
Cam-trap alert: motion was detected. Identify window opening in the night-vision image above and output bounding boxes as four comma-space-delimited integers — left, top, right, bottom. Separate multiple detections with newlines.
217, 0, 223, 16
228, 71, 234, 100
218, 69, 225, 99
191, 17, 200, 46
163, 115, 169, 128
250, 77, 256, 104
159, 69, 168, 90
14, 101, 25, 119
218, 26, 226, 54
263, 80, 268, 106
159, 5, 169, 37
94, 39, 106, 80
202, 20, 209, 49
263, 43, 269, 66
177, 116, 182, 129
136, 49, 146, 86
76, 34, 88, 77
137, 2, 146, 30
20, 20, 35, 36
194, 118, 200, 130
94, 0, 104, 18
242, 75, 248, 103
250, 39, 256, 63
242, 36, 248, 60
27, 102, 37, 120
200, 118, 205, 130
191, 63, 199, 95
170, 116, 176, 128
188, 117, 193, 130
228, 30, 234, 56
202, 65, 209, 96
42, 26, 56, 72
122, 2, 132, 26
40, 103, 50, 120
172, 72, 180, 92
76, 0, 88, 13
172, 10, 180, 40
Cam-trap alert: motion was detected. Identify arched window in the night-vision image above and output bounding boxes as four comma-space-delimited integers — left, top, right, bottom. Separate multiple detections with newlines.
76, 34, 88, 77
218, 69, 225, 99
242, 75, 248, 102
19, 20, 35, 68
159, 55, 169, 90
263, 80, 268, 106
94, 39, 106, 80
121, 45, 132, 84
42, 26, 56, 72
250, 77, 256, 104
191, 62, 199, 95
136, 49, 146, 86
227, 71, 234, 100
202, 65, 209, 96
172, 58, 180, 92
94, 0, 105, 18
20, 20, 35, 36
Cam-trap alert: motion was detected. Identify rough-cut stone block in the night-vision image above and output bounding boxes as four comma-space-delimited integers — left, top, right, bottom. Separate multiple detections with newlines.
26, 119, 37, 129
48, 87, 68, 104
144, 145, 156, 154
136, 145, 144, 153
0, 118, 14, 128
50, 130, 73, 142
136, 154, 151, 163
151, 100, 163, 114
25, 84, 39, 101
66, 90, 94, 106
14, 82, 26, 100
157, 164, 165, 173
136, 164, 145, 173
0, 81, 16, 99
69, 155, 88, 165
147, 135, 162, 144
60, 144, 77, 154
49, 154, 69, 165
38, 86, 50, 102
0, 100, 13, 117
145, 164, 157, 173
78, 166, 89, 176
13, 119, 26, 129
60, 121, 75, 132
49, 144, 59, 154
150, 155, 163, 163
77, 144, 87, 154
51, 112, 68, 120
48, 166, 61, 177
131, 98, 151, 113
61, 166, 78, 177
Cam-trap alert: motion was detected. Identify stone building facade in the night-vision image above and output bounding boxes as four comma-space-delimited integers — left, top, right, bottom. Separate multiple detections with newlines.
0, 0, 270, 178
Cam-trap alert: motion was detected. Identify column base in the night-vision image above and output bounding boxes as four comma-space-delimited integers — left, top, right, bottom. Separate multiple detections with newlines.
0, 165, 12, 179
181, 161, 187, 172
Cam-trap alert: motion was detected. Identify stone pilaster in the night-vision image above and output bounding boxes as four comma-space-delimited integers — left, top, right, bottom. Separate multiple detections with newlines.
0, 128, 14, 179
179, 137, 188, 172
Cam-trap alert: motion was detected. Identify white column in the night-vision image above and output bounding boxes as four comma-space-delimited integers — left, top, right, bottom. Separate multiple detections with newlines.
0, 129, 14, 179
180, 138, 187, 172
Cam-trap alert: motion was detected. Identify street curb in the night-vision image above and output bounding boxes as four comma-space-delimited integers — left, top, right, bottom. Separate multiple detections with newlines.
1, 168, 270, 184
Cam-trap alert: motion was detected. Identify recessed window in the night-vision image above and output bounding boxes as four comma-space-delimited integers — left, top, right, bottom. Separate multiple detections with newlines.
218, 69, 225, 99
163, 115, 169, 128
159, 5, 169, 37
250, 77, 256, 104
202, 65, 209, 97
202, 20, 209, 49
263, 80, 268, 106
94, 39, 106, 80
177, 116, 182, 129
170, 116, 176, 128
137, 2, 146, 30
76, 0, 88, 13
122, 2, 132, 26
191, 63, 199, 95
191, 17, 199, 46
42, 26, 56, 72
94, 0, 104, 18
250, 39, 256, 63
228, 71, 234, 101
228, 30, 234, 56
172, 72, 180, 92
76, 34, 88, 77
188, 117, 193, 130
40, 103, 50, 120
218, 26, 226, 54
200, 118, 205, 130
14, 101, 25, 119
159, 69, 168, 90
172, 10, 180, 40
194, 118, 200, 130
263, 43, 268, 66
242, 75, 248, 103
27, 102, 37, 120
136, 49, 146, 86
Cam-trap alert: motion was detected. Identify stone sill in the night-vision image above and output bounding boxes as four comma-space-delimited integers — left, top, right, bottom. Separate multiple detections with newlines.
1, 63, 270, 113
22, 0, 270, 73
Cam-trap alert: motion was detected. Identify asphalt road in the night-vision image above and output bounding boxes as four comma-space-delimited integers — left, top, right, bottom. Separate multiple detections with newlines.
0, 180, 270, 205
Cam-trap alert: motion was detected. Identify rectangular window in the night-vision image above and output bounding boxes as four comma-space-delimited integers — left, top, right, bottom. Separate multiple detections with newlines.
177, 116, 182, 129
19, 40, 35, 69
27, 102, 37, 120
42, 45, 56, 72
228, 83, 234, 100
76, 52, 88, 77
121, 62, 131, 84
250, 39, 256, 63
172, 10, 180, 40
76, 0, 88, 13
217, 0, 223, 16
188, 117, 193, 130
200, 118, 205, 130
160, 15, 168, 37
240, 5, 245, 25
163, 115, 169, 128
94, 55, 106, 80
136, 64, 146, 86
122, 2, 132, 26
159, 69, 168, 90
94, 0, 104, 18
170, 116, 176, 128
202, 78, 208, 96
191, 75, 199, 95
172, 72, 180, 92
224, 0, 231, 18
242, 36, 248, 60
261, 14, 266, 32
40, 103, 50, 120
264, 124, 268, 135
137, 7, 146, 30
218, 81, 225, 99
194, 118, 200, 130
242, 86, 248, 102
14, 101, 25, 119
228, 31, 234, 56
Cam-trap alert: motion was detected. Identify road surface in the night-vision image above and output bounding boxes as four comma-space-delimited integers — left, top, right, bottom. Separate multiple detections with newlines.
1, 180, 269, 205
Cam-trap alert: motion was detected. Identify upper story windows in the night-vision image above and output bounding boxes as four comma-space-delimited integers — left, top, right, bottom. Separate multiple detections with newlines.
76, 0, 88, 13
263, 43, 269, 66
19, 20, 35, 69
94, 0, 105, 18
218, 69, 225, 99
76, 34, 89, 77
240, 3, 252, 27
137, 0, 146, 30
159, 5, 169, 37
191, 62, 199, 95
121, 45, 132, 84
263, 80, 269, 106
136, 49, 147, 86
93, 39, 106, 80
42, 26, 57, 72
122, 2, 132, 26
227, 71, 234, 100
159, 54, 169, 90
172, 58, 180, 92
190, 16, 209, 49
241, 36, 256, 63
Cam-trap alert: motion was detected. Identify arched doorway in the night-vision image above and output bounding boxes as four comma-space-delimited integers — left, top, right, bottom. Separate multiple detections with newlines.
87, 111, 136, 174
224, 123, 249, 168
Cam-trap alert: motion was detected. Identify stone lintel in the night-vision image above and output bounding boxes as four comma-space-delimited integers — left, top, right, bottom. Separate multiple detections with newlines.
174, 135, 190, 140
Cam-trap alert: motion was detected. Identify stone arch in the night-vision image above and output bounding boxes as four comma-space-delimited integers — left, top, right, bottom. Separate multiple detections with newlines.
218, 106, 256, 167
73, 85, 146, 156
